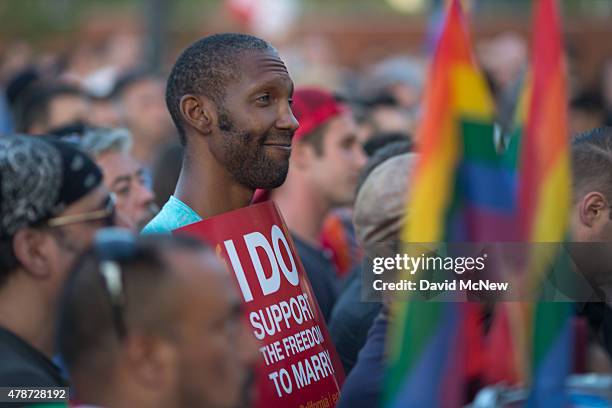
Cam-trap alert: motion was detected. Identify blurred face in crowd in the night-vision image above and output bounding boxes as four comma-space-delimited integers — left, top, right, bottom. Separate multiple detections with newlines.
95, 150, 156, 230
89, 98, 121, 128
206, 49, 298, 190
167, 249, 258, 408
477, 33, 527, 93
15, 185, 114, 299
119, 78, 173, 143
33, 94, 90, 134
370, 105, 414, 135
388, 82, 421, 111
302, 113, 367, 207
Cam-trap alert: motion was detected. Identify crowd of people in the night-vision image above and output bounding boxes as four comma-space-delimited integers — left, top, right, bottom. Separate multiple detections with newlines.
0, 23, 612, 408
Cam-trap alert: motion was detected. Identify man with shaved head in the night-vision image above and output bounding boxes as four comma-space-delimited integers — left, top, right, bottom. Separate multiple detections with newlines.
58, 230, 258, 408
570, 127, 612, 362
143, 33, 298, 233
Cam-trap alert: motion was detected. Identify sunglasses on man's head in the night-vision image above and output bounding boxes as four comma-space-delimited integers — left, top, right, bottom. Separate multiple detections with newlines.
94, 227, 139, 339
93, 229, 201, 340
47, 193, 116, 228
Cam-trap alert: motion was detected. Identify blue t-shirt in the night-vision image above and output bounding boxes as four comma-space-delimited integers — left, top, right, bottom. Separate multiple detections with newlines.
141, 195, 202, 234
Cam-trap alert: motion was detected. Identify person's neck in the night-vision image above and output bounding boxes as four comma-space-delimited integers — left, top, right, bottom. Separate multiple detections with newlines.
273, 183, 330, 247
0, 275, 54, 357
175, 147, 253, 218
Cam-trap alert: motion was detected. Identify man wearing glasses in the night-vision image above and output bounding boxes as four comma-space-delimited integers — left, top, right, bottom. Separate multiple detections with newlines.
58, 230, 258, 408
0, 135, 115, 387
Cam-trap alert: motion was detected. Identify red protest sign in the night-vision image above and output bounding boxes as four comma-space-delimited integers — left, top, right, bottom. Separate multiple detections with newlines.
175, 201, 345, 408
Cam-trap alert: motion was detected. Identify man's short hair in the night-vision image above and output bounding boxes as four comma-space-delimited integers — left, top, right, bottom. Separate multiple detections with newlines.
80, 128, 133, 159
13, 81, 85, 133
570, 90, 604, 115
165, 33, 275, 145
299, 121, 329, 156
572, 127, 612, 202
57, 232, 207, 377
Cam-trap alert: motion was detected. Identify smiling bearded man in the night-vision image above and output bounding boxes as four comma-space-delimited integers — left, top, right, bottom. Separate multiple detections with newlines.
143, 33, 298, 234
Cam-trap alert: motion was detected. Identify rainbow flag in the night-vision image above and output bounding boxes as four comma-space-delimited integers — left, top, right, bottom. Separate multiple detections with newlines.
518, 0, 570, 244
385, 1, 512, 406
467, 0, 574, 400
519, 0, 573, 405
483, 0, 574, 394
386, 0, 574, 405
401, 8, 518, 244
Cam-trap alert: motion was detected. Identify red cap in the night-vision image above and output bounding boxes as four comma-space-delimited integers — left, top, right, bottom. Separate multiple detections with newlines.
291, 87, 347, 142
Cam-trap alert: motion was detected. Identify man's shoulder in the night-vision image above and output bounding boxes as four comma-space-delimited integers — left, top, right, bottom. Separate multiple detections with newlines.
141, 196, 202, 235
141, 211, 174, 235
0, 366, 60, 387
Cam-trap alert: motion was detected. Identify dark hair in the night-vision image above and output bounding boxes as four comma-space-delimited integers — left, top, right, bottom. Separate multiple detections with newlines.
363, 132, 412, 157
165, 33, 274, 145
362, 90, 399, 108
572, 127, 612, 202
5, 67, 40, 109
570, 89, 604, 114
110, 68, 157, 100
56, 234, 207, 377
13, 81, 85, 133
299, 121, 331, 156
0, 239, 19, 287
356, 140, 412, 195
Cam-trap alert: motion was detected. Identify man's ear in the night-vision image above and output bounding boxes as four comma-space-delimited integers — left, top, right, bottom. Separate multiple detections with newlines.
124, 333, 176, 390
179, 94, 216, 135
579, 191, 608, 228
12, 229, 51, 279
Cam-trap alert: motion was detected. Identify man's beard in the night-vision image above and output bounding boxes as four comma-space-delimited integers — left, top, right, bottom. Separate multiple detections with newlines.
217, 110, 291, 190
